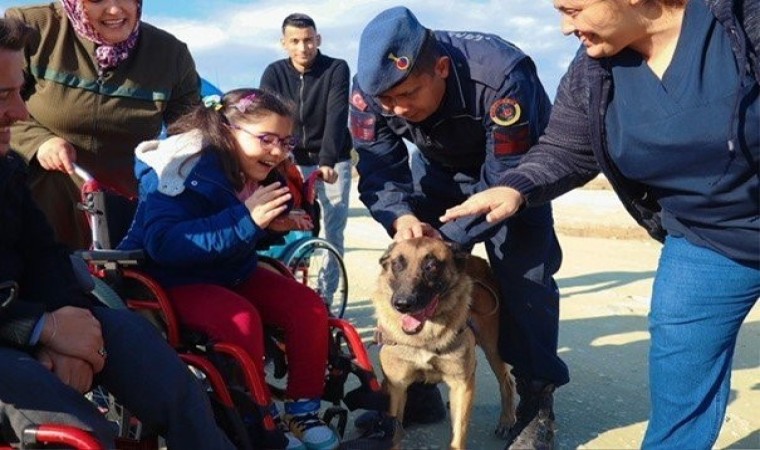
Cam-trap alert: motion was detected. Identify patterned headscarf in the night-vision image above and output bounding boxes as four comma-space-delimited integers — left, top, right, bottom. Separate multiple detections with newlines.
60, 0, 142, 73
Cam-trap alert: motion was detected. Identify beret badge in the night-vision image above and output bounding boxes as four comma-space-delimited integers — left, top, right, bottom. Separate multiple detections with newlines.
388, 53, 411, 71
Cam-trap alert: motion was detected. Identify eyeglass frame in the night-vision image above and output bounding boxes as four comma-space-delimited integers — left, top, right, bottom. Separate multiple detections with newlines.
230, 125, 297, 153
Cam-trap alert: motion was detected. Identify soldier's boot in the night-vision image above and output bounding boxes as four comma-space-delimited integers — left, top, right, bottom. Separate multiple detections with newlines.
505, 379, 556, 450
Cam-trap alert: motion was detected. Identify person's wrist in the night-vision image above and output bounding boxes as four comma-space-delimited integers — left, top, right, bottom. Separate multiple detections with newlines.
39, 312, 58, 345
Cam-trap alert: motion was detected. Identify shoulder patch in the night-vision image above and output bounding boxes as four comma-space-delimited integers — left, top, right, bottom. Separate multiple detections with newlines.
493, 123, 531, 156
489, 98, 521, 127
350, 110, 376, 142
351, 90, 368, 112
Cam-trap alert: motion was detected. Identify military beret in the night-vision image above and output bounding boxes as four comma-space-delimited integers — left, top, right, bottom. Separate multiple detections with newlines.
356, 6, 428, 96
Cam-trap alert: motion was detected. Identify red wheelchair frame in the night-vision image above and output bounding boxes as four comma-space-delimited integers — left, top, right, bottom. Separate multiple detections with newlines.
73, 168, 386, 448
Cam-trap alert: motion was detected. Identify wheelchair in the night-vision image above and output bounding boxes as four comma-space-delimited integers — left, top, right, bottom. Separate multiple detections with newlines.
256, 165, 349, 318
73, 166, 386, 449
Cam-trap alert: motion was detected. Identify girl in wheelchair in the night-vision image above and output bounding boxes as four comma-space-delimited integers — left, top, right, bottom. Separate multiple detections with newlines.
118, 88, 339, 450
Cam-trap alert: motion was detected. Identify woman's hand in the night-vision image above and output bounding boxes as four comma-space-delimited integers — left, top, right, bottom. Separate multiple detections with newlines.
244, 182, 292, 229
440, 187, 525, 224
36, 137, 77, 174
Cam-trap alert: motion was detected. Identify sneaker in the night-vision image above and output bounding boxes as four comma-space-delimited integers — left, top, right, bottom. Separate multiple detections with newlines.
284, 398, 340, 450
271, 404, 307, 450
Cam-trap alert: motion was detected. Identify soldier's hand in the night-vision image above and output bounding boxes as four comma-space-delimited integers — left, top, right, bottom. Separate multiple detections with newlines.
440, 187, 524, 224
392, 214, 442, 241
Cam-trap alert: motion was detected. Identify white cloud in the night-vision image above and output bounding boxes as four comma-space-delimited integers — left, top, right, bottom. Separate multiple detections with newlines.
2, 0, 580, 96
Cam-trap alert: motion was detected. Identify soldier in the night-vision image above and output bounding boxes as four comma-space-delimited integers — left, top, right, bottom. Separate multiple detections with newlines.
350, 7, 567, 448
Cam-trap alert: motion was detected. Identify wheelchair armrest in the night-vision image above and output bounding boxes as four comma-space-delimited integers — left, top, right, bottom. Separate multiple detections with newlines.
75, 249, 145, 266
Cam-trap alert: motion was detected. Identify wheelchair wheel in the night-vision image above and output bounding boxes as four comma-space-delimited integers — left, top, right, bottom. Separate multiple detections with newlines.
282, 237, 348, 318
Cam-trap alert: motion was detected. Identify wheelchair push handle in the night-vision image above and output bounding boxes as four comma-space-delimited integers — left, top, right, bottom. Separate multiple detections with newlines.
73, 164, 94, 182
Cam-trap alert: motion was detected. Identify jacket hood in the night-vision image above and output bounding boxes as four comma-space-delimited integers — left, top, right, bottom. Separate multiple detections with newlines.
134, 130, 204, 197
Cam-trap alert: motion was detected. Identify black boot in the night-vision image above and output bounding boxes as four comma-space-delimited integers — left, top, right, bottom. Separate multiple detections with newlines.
401, 382, 447, 426
354, 382, 447, 432
505, 379, 556, 450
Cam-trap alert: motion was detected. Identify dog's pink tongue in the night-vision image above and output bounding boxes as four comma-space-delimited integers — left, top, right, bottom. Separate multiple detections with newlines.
400, 297, 439, 334
402, 314, 423, 333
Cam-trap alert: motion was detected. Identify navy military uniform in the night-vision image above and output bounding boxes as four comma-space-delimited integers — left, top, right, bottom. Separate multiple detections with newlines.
350, 7, 569, 388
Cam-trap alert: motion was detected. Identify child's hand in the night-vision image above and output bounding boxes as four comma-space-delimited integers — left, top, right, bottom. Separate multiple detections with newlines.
269, 209, 314, 232
243, 182, 292, 229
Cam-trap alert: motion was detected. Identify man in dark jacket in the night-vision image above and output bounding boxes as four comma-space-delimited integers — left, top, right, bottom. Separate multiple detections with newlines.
0, 17, 233, 449
350, 7, 567, 449
260, 13, 352, 305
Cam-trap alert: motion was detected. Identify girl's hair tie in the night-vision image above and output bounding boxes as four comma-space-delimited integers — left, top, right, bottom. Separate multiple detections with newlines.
202, 94, 223, 111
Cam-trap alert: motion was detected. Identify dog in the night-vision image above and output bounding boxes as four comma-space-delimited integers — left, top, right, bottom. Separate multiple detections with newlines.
372, 236, 516, 449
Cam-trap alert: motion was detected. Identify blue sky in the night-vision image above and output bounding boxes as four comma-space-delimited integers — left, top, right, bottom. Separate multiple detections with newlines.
0, 1, 580, 98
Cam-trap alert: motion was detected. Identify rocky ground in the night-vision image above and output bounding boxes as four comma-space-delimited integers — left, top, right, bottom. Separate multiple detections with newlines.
334, 176, 759, 449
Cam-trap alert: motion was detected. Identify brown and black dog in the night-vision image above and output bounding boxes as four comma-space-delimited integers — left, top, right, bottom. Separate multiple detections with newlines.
373, 236, 516, 449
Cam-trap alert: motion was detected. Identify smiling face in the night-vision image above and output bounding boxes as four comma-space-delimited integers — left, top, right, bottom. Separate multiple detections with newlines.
0, 49, 29, 156
231, 113, 294, 182
281, 25, 320, 73
554, 0, 644, 59
376, 56, 450, 123
83, 0, 139, 45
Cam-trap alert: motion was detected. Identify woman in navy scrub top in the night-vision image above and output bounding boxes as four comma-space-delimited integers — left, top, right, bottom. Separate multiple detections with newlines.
441, 0, 759, 448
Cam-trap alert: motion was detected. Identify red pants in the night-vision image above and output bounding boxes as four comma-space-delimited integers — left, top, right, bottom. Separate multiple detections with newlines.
168, 267, 328, 399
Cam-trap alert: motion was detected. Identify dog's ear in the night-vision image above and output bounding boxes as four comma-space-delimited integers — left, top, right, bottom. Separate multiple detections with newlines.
379, 242, 397, 269
446, 241, 470, 270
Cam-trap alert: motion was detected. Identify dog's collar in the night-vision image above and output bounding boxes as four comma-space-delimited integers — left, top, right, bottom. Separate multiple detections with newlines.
378, 324, 469, 354
431, 325, 468, 355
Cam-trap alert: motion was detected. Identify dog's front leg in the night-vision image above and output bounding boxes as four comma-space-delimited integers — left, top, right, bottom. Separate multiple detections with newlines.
446, 374, 475, 449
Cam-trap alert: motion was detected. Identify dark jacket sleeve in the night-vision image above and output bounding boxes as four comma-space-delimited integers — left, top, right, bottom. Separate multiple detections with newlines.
350, 80, 416, 234
439, 58, 554, 245
163, 40, 200, 125
259, 64, 279, 92
0, 156, 91, 348
498, 50, 601, 205
319, 60, 351, 167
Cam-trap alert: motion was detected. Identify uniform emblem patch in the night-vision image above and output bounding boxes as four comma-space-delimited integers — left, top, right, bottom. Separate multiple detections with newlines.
490, 98, 521, 127
350, 110, 376, 142
351, 91, 368, 112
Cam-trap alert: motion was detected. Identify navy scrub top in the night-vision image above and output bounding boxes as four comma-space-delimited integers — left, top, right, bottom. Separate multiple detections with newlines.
605, 0, 759, 265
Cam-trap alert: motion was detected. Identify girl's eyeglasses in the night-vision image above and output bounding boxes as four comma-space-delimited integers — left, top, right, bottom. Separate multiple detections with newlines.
232, 125, 297, 152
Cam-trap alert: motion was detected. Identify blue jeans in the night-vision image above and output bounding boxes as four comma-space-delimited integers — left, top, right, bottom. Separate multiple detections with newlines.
642, 236, 759, 449
298, 160, 352, 300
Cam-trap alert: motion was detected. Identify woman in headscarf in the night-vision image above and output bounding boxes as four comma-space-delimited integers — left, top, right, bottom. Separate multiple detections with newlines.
5, 0, 200, 249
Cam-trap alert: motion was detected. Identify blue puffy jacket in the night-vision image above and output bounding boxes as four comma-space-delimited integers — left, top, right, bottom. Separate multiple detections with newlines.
119, 131, 269, 288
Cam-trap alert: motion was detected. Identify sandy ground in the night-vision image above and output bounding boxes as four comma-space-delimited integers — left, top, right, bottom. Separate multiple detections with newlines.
334, 179, 760, 449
